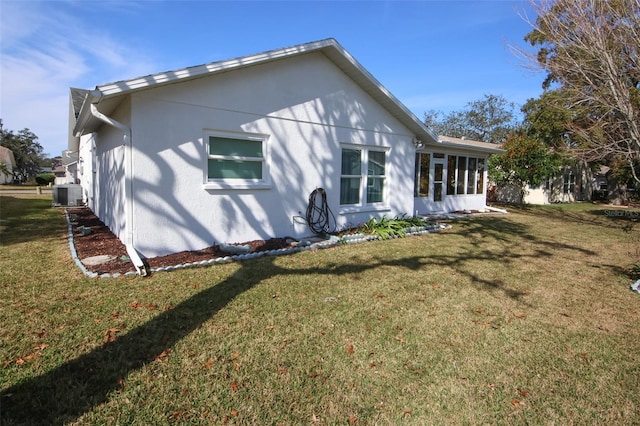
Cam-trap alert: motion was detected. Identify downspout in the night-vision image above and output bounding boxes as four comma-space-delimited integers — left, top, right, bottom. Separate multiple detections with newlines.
89, 104, 149, 276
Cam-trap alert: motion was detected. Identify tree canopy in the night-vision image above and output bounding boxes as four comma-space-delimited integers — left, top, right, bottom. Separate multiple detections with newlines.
488, 132, 561, 203
424, 94, 519, 144
0, 119, 46, 183
522, 0, 640, 184
520, 90, 575, 149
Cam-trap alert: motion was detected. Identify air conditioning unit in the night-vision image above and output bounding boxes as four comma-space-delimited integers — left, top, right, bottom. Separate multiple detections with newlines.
52, 184, 83, 207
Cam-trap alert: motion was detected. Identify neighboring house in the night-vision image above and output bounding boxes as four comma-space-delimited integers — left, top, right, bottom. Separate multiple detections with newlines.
68, 38, 502, 268
493, 163, 596, 204
0, 146, 16, 184
57, 150, 79, 185
591, 165, 610, 201
52, 157, 67, 185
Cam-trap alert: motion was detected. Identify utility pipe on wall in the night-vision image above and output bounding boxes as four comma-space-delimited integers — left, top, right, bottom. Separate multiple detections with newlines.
89, 104, 148, 276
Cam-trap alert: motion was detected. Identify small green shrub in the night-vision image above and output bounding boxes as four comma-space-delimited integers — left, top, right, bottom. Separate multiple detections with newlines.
360, 214, 427, 239
631, 263, 640, 279
35, 173, 55, 185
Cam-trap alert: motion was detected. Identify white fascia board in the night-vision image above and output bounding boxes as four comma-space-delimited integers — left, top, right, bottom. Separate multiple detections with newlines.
433, 140, 505, 154
72, 90, 103, 137
96, 39, 338, 96
87, 38, 438, 145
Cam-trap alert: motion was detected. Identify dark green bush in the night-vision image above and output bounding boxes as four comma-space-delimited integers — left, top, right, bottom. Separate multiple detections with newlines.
35, 173, 55, 185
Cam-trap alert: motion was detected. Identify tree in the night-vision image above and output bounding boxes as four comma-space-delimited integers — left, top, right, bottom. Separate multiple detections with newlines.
424, 94, 519, 143
521, 89, 638, 203
521, 89, 576, 149
0, 119, 45, 183
0, 161, 9, 178
522, 0, 640, 184
489, 132, 561, 203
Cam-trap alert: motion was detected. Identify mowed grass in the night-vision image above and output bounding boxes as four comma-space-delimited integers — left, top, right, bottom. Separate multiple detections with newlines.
1, 195, 639, 425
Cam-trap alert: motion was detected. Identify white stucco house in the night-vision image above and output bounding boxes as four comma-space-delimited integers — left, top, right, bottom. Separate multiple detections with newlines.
53, 151, 80, 185
68, 38, 502, 273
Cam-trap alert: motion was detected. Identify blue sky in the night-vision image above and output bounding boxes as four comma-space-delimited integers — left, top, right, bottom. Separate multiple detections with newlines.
0, 0, 544, 157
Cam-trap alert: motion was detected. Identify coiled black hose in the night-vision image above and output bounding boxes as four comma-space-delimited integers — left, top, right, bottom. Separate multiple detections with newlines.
306, 188, 336, 235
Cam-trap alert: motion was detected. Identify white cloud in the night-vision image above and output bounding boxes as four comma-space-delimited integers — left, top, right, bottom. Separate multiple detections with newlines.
0, 1, 157, 156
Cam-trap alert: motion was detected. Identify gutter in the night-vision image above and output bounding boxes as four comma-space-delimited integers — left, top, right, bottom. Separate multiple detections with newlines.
435, 137, 505, 154
89, 104, 149, 276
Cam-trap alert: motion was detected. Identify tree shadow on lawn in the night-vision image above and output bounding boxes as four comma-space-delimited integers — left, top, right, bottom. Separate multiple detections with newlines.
486, 206, 637, 278
0, 216, 605, 424
504, 203, 638, 232
454, 214, 598, 257
442, 215, 635, 295
0, 253, 458, 423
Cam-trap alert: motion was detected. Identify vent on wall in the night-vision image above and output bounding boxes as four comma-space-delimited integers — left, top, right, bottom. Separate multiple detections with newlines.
52, 184, 83, 207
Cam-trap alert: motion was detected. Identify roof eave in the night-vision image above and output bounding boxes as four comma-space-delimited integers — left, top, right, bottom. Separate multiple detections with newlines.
72, 90, 102, 134
434, 140, 505, 154
326, 43, 439, 144
97, 39, 340, 97
72, 38, 440, 145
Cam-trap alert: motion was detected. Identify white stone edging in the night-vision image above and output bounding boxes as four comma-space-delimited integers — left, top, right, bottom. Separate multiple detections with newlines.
65, 213, 449, 278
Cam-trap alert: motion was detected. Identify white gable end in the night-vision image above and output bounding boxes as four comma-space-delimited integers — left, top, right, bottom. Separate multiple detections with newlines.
102, 51, 416, 257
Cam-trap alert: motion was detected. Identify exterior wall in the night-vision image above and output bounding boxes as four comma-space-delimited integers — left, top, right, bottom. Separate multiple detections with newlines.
494, 184, 550, 205
125, 52, 417, 257
494, 164, 593, 205
413, 148, 491, 214
64, 163, 77, 184
78, 133, 96, 209
92, 99, 131, 243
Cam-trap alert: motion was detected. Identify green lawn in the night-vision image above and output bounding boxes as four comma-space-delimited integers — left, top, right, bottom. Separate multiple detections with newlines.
1, 195, 639, 425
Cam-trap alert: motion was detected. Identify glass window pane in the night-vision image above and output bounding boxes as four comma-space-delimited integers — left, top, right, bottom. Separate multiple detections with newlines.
210, 137, 262, 157
208, 159, 262, 179
368, 151, 385, 176
457, 156, 466, 194
340, 177, 361, 204
467, 158, 477, 194
341, 149, 361, 175
434, 163, 443, 182
414, 153, 421, 197
476, 158, 485, 194
367, 177, 384, 203
434, 182, 443, 202
447, 155, 456, 195
418, 153, 430, 197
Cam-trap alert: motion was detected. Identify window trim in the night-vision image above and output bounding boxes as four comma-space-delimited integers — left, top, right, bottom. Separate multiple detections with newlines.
339, 144, 390, 211
414, 152, 431, 198
563, 170, 575, 194
203, 130, 271, 190
446, 154, 486, 196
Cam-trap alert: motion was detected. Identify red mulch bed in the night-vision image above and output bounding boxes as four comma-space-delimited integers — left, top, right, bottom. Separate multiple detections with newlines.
66, 207, 294, 276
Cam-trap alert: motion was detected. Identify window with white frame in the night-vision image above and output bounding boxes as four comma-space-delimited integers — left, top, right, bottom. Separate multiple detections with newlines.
475, 158, 485, 195
205, 131, 269, 187
446, 155, 485, 195
563, 170, 575, 194
414, 152, 430, 197
367, 150, 386, 203
340, 147, 387, 206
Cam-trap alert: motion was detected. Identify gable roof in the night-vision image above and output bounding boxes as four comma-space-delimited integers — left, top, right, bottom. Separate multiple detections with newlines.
69, 38, 439, 150
436, 135, 504, 154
